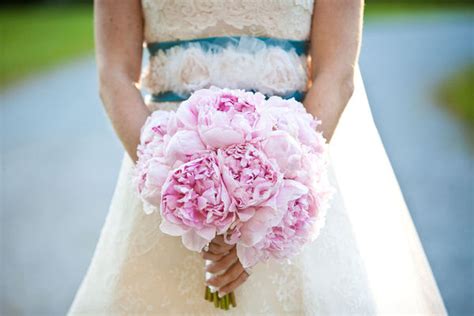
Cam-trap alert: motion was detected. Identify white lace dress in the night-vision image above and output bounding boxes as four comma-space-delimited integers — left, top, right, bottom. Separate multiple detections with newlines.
69, 1, 447, 315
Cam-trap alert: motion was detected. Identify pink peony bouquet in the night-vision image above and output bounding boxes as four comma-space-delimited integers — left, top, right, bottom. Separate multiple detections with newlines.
134, 86, 333, 309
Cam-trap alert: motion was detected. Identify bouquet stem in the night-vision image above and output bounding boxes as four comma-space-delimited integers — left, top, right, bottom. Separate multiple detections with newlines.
204, 286, 235, 310
204, 259, 236, 310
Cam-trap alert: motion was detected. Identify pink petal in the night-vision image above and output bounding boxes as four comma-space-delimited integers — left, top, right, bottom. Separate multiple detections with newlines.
195, 226, 217, 241
175, 102, 198, 129
159, 220, 189, 236
239, 205, 277, 246
199, 128, 243, 148
276, 180, 308, 210
238, 207, 256, 222
182, 230, 209, 252
236, 244, 260, 269
165, 130, 205, 162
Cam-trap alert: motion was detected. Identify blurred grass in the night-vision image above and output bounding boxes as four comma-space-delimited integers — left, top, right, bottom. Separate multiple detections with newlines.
439, 65, 474, 127
0, 5, 93, 88
1, 3, 473, 89
365, 2, 474, 20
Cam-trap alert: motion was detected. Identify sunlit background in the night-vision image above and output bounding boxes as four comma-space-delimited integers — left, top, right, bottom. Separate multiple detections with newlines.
1, 0, 473, 315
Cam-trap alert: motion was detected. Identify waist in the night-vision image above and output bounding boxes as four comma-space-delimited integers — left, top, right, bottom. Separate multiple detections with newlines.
149, 90, 306, 103
140, 35, 311, 103
147, 36, 309, 56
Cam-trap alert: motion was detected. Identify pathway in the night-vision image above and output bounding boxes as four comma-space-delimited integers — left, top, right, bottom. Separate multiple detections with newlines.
1, 14, 473, 315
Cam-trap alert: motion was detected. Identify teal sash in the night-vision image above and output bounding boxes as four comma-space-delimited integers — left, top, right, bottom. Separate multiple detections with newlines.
150, 90, 306, 103
146, 36, 309, 103
147, 36, 309, 56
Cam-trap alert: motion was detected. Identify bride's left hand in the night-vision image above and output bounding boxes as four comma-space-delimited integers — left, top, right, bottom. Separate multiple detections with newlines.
202, 235, 250, 297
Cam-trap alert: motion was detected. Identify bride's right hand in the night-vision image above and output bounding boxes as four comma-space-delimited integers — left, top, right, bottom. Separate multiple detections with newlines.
202, 235, 250, 297
201, 235, 234, 261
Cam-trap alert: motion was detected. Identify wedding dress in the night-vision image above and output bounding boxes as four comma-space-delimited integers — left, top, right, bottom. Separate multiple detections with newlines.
69, 1, 446, 314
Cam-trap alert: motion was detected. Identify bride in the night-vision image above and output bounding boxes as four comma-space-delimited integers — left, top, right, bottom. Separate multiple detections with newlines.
69, 0, 446, 314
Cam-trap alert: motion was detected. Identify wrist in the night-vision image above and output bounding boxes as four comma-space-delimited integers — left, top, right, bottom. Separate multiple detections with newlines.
312, 69, 355, 104
304, 72, 354, 142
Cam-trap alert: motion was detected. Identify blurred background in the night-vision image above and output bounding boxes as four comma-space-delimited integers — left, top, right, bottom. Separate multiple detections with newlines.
0, 0, 473, 315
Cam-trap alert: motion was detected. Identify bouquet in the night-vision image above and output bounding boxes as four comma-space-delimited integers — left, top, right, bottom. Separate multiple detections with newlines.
134, 86, 333, 310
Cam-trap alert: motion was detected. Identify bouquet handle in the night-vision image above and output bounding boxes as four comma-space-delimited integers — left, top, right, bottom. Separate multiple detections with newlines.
204, 259, 236, 310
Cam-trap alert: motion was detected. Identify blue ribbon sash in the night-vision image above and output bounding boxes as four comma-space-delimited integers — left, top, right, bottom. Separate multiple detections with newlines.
147, 36, 309, 56
150, 90, 306, 103
145, 36, 309, 103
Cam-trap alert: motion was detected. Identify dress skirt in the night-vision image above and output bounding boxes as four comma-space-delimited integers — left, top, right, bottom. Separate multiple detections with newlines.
68, 68, 446, 315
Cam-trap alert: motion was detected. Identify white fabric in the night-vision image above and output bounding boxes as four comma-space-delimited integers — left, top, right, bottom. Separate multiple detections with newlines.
140, 39, 309, 97
69, 0, 446, 314
141, 0, 314, 42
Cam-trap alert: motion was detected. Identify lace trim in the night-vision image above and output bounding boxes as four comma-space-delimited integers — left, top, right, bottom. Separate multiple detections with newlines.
141, 0, 314, 42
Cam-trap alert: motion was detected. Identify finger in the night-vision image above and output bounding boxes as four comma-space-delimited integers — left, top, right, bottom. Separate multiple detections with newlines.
201, 251, 227, 261
206, 261, 244, 289
208, 242, 233, 255
206, 247, 238, 274
218, 270, 249, 297
211, 235, 229, 246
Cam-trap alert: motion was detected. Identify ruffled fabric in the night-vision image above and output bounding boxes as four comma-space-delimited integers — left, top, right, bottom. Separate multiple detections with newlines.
140, 37, 310, 99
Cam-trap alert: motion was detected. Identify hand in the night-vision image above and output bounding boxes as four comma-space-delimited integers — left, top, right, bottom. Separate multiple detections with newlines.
202, 235, 250, 297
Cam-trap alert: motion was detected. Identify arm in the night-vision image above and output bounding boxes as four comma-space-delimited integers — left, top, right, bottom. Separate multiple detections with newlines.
95, 0, 150, 162
304, 0, 364, 142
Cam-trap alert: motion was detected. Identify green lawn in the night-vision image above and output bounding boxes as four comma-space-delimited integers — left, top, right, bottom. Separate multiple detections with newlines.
439, 65, 474, 127
365, 2, 474, 20
0, 5, 93, 88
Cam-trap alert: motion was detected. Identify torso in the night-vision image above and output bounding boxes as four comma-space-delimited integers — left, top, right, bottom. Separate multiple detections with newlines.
139, 0, 315, 110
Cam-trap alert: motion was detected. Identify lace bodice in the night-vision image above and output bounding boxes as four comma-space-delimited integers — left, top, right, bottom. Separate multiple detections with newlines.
141, 0, 314, 42
139, 0, 315, 110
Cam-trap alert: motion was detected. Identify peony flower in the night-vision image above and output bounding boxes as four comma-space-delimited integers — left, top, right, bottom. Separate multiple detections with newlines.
217, 142, 282, 209
139, 110, 176, 146
160, 153, 235, 252
261, 96, 327, 155
174, 87, 224, 130
164, 129, 207, 164
216, 142, 286, 247
233, 200, 284, 248
134, 110, 177, 213
237, 180, 320, 268
136, 157, 171, 212
175, 87, 269, 148
199, 92, 259, 147
260, 130, 306, 180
